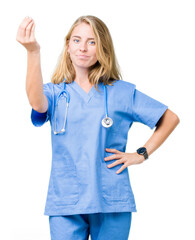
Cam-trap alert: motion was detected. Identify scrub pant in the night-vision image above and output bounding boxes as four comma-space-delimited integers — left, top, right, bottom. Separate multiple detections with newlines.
49, 212, 132, 240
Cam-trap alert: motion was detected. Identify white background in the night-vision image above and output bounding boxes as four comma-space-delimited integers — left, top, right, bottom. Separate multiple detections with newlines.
0, 0, 194, 239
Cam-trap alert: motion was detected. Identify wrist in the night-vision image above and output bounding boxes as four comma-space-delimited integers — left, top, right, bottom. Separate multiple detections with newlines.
27, 49, 40, 55
135, 152, 145, 163
136, 147, 149, 161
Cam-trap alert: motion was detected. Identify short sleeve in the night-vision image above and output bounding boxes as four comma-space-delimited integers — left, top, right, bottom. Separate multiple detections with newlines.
129, 88, 168, 130
31, 82, 53, 127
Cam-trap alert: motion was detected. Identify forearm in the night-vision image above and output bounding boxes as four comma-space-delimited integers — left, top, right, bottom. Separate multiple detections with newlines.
25, 50, 45, 111
143, 109, 180, 158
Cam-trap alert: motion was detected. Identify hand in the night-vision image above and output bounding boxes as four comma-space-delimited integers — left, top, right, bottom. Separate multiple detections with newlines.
104, 148, 145, 174
16, 16, 40, 53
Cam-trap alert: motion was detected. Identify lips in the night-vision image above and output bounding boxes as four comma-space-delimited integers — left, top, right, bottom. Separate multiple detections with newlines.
77, 55, 89, 59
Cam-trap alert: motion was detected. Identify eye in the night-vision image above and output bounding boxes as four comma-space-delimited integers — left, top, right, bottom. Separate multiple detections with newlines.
89, 41, 95, 45
73, 39, 79, 43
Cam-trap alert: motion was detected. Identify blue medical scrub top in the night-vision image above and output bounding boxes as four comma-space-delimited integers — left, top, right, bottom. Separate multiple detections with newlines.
31, 79, 168, 216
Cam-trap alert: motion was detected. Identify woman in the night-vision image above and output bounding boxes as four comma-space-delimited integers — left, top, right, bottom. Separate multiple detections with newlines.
16, 15, 179, 240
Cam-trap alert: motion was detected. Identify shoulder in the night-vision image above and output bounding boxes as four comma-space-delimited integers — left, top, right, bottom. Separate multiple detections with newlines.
108, 79, 136, 93
43, 82, 64, 95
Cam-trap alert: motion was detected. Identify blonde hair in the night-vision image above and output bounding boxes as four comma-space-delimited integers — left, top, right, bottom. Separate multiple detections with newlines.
51, 15, 122, 91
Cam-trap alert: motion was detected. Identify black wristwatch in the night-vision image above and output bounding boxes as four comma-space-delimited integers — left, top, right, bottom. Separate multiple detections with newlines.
136, 147, 148, 160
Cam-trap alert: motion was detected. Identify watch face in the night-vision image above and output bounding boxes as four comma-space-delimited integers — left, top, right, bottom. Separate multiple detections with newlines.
137, 147, 146, 154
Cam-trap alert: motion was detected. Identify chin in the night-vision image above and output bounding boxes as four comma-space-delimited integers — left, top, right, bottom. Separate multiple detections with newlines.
75, 62, 96, 69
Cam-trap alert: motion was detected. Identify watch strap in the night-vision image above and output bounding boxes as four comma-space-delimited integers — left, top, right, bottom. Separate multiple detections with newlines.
136, 147, 149, 160
143, 151, 148, 160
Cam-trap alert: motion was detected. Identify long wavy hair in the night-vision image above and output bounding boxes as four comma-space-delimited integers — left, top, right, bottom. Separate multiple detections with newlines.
51, 15, 122, 91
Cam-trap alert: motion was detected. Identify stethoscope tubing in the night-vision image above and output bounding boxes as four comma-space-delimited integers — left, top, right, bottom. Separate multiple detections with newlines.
54, 78, 113, 134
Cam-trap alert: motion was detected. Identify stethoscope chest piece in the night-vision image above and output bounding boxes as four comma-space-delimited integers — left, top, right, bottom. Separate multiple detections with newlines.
101, 84, 113, 128
101, 117, 113, 128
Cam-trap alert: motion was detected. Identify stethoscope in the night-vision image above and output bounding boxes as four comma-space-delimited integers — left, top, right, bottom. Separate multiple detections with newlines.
54, 78, 113, 135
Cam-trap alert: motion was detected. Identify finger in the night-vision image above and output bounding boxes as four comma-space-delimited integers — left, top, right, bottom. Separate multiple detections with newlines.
17, 17, 33, 40
104, 154, 123, 161
25, 20, 34, 39
30, 22, 36, 40
21, 17, 33, 31
105, 148, 121, 153
107, 159, 124, 168
116, 164, 127, 174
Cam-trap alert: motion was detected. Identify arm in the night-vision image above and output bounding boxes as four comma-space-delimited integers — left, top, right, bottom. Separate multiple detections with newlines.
16, 16, 48, 113
139, 108, 180, 161
26, 51, 48, 113
104, 108, 180, 173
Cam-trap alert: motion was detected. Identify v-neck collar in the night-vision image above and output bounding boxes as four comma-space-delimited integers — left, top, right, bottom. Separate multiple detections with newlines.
70, 80, 104, 103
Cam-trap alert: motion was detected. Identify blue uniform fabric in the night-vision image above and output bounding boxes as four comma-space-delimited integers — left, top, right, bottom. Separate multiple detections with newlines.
31, 79, 168, 216
49, 212, 132, 240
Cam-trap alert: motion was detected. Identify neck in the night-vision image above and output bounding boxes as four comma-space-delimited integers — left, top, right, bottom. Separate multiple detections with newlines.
74, 71, 91, 86
73, 65, 91, 86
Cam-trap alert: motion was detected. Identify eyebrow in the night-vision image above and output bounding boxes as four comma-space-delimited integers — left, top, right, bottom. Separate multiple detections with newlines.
72, 36, 95, 40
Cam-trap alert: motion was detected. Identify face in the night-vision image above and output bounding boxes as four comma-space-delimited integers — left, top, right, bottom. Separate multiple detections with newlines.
67, 22, 98, 70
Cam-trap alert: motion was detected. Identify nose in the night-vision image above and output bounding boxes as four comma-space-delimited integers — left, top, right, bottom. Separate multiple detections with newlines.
79, 41, 88, 52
